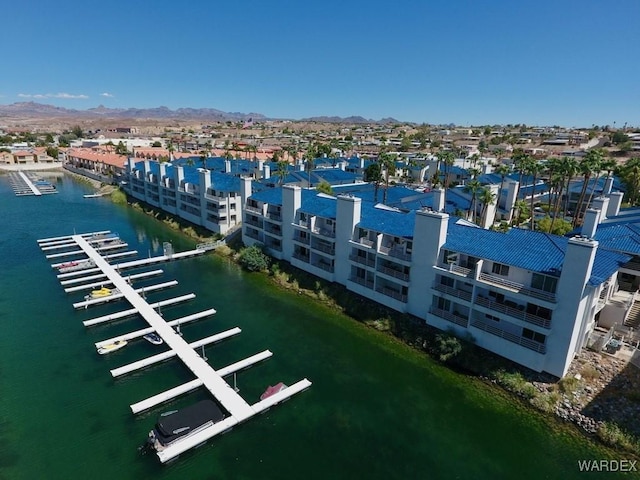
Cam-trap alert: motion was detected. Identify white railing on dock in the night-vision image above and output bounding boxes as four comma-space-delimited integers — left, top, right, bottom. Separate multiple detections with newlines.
72, 280, 179, 309
94, 309, 216, 347
110, 327, 241, 377
64, 269, 163, 293
130, 350, 272, 414
82, 295, 198, 327
37, 230, 110, 244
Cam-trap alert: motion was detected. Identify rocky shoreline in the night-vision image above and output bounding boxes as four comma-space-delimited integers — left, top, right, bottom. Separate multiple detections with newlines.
549, 349, 640, 437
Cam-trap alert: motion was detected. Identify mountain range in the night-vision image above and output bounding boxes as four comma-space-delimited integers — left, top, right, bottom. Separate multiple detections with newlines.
0, 102, 399, 124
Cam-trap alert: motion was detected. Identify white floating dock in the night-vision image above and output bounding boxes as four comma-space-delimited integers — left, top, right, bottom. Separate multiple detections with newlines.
82, 295, 198, 327
130, 350, 273, 414
94, 309, 216, 347
110, 327, 242, 377
38, 230, 111, 245
40, 231, 311, 464
64, 269, 163, 293
72, 280, 179, 309
18, 171, 42, 196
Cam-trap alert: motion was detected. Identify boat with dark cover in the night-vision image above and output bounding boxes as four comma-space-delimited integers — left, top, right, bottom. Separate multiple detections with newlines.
147, 400, 226, 451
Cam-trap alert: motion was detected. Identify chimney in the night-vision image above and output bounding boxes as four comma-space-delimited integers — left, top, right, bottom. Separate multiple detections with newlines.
263, 164, 271, 180
603, 176, 614, 195
224, 159, 231, 173
581, 208, 601, 238
607, 191, 624, 218
590, 196, 610, 220
433, 188, 446, 213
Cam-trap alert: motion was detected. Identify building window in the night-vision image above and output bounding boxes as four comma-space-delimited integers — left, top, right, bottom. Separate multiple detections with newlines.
531, 273, 558, 294
436, 296, 451, 311
526, 303, 552, 320
522, 328, 546, 344
485, 314, 500, 322
492, 263, 510, 276
440, 276, 454, 287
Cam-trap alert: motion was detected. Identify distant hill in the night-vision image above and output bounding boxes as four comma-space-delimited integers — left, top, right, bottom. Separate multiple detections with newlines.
299, 115, 400, 124
0, 102, 263, 122
0, 102, 402, 124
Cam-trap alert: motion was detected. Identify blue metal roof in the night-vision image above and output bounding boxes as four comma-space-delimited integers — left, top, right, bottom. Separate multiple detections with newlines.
358, 206, 416, 239
250, 186, 284, 205
444, 223, 629, 285
299, 190, 338, 218
591, 223, 640, 255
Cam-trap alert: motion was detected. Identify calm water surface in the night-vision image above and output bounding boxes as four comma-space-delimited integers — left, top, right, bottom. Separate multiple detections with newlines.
0, 172, 623, 479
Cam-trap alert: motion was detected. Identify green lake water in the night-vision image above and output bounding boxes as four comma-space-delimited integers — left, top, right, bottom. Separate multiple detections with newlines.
0, 172, 626, 479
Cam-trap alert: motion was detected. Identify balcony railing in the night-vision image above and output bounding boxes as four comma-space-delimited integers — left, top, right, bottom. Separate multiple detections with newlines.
265, 211, 282, 222
475, 295, 551, 329
478, 273, 556, 303
245, 204, 263, 215
349, 276, 374, 290
244, 217, 262, 227
292, 251, 310, 263
265, 242, 282, 252
245, 229, 262, 241
312, 261, 334, 272
379, 245, 412, 262
378, 265, 410, 282
356, 237, 375, 248
470, 319, 546, 354
264, 226, 282, 236
429, 308, 469, 328
349, 254, 376, 267
293, 234, 310, 245
312, 227, 336, 238
375, 286, 407, 303
311, 243, 335, 255
438, 263, 474, 278
432, 283, 472, 302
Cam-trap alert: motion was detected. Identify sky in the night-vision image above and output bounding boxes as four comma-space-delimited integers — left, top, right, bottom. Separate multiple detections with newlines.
2, 0, 639, 128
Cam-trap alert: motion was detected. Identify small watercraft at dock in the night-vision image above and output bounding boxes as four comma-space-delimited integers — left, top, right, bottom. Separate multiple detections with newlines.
143, 332, 163, 345
260, 382, 287, 400
97, 340, 128, 355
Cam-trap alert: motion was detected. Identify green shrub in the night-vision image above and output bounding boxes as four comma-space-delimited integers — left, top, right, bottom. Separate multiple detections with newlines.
492, 370, 537, 399
530, 392, 560, 413
434, 333, 462, 362
597, 422, 640, 453
238, 245, 270, 272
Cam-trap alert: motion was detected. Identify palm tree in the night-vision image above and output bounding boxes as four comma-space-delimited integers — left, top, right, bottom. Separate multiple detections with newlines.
512, 199, 530, 227
584, 151, 605, 213
494, 163, 510, 216
305, 144, 316, 188
276, 160, 288, 185
511, 150, 529, 199
525, 158, 543, 231
573, 150, 602, 227
465, 179, 482, 223
378, 152, 397, 204
559, 156, 578, 220
437, 150, 455, 191
365, 162, 383, 202
617, 157, 640, 205
479, 187, 497, 227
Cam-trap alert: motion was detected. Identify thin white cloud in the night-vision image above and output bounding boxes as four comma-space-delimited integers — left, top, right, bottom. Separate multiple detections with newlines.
100, 92, 115, 98
18, 92, 89, 99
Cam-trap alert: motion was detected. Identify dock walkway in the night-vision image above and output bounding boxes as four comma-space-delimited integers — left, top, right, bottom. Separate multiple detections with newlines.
38, 230, 310, 463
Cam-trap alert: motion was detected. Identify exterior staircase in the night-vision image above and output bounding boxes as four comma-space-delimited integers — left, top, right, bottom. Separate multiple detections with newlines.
624, 300, 640, 329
